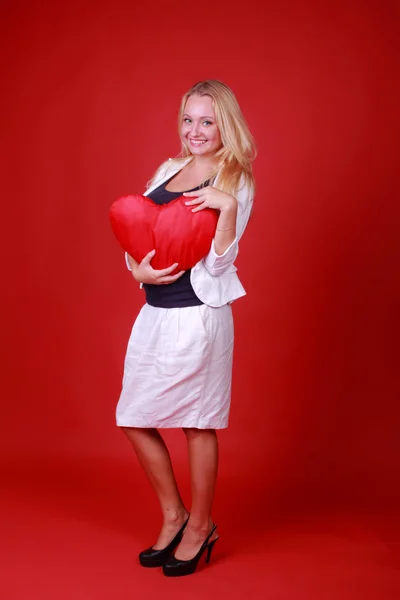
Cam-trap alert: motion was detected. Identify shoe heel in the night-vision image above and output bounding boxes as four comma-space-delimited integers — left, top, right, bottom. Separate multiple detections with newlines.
205, 538, 217, 564
163, 524, 218, 577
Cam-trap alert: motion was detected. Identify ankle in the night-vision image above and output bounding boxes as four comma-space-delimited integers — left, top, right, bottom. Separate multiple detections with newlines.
186, 516, 214, 534
163, 507, 188, 526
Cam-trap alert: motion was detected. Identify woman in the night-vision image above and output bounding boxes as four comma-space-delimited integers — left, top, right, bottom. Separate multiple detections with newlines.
116, 80, 256, 577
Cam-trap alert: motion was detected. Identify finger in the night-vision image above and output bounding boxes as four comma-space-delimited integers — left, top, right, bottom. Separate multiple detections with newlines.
184, 197, 204, 206
159, 270, 185, 284
191, 202, 208, 213
183, 189, 206, 197
155, 262, 179, 276
141, 249, 156, 265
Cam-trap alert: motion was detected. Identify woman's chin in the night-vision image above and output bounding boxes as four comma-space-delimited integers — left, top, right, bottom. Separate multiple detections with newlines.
189, 146, 216, 158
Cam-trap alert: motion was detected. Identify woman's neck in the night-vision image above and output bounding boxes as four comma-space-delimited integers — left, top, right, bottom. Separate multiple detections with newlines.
188, 155, 219, 174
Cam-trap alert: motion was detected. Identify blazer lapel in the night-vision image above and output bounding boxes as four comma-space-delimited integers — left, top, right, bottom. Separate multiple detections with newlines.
143, 157, 192, 197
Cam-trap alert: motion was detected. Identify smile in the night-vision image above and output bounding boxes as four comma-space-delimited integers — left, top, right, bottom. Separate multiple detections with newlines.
189, 139, 207, 145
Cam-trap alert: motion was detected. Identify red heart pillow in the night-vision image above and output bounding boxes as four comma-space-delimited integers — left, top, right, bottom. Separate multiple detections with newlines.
109, 194, 218, 272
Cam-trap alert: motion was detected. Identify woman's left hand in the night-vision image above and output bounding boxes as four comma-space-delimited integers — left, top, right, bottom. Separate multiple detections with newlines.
183, 187, 237, 213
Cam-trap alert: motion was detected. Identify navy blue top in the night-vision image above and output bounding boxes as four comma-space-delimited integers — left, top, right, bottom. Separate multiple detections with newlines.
143, 176, 210, 309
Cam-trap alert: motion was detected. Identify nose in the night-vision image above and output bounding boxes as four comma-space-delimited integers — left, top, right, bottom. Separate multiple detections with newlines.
190, 121, 201, 137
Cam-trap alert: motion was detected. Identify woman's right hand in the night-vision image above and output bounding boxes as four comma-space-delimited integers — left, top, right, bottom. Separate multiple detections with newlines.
130, 250, 185, 285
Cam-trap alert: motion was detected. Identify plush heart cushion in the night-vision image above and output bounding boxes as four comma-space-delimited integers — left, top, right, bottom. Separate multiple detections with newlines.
109, 194, 218, 272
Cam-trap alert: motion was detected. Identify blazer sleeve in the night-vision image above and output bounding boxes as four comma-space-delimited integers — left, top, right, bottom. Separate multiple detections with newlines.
202, 178, 254, 277
125, 252, 133, 271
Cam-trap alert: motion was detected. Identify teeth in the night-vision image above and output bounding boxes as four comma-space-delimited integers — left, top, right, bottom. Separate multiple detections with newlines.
190, 139, 207, 145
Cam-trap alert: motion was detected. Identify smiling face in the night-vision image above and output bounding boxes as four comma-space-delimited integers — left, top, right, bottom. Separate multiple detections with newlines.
180, 94, 222, 158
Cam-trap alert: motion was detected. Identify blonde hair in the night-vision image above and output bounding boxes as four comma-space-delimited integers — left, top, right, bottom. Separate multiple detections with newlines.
149, 80, 256, 197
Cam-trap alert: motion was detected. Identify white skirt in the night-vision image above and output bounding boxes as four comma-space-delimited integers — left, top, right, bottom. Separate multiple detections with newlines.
116, 303, 234, 429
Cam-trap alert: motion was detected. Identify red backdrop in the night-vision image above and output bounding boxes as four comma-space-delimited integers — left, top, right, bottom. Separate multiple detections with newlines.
1, 1, 399, 597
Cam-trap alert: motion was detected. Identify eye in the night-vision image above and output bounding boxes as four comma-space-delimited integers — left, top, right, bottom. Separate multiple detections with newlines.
203, 120, 212, 126
183, 118, 192, 124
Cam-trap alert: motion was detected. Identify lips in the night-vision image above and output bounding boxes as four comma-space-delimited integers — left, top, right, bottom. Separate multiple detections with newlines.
189, 138, 207, 146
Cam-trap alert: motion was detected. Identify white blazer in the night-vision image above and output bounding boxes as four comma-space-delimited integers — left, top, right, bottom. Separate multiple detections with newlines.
124, 157, 254, 307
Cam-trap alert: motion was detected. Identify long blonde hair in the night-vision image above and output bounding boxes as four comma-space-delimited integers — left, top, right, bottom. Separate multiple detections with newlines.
149, 80, 256, 196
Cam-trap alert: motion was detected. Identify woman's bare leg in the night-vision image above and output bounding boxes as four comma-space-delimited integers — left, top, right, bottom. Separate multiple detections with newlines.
174, 428, 219, 560
121, 427, 189, 549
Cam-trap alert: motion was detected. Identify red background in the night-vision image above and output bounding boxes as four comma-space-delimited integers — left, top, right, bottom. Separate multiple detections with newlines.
1, 1, 399, 598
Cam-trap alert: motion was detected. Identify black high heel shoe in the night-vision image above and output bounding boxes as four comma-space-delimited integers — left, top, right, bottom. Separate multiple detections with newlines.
139, 517, 189, 568
162, 524, 218, 577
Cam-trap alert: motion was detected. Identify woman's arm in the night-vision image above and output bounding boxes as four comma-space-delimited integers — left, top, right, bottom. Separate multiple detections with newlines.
125, 250, 184, 285
184, 178, 253, 277
212, 201, 238, 256
125, 253, 138, 272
